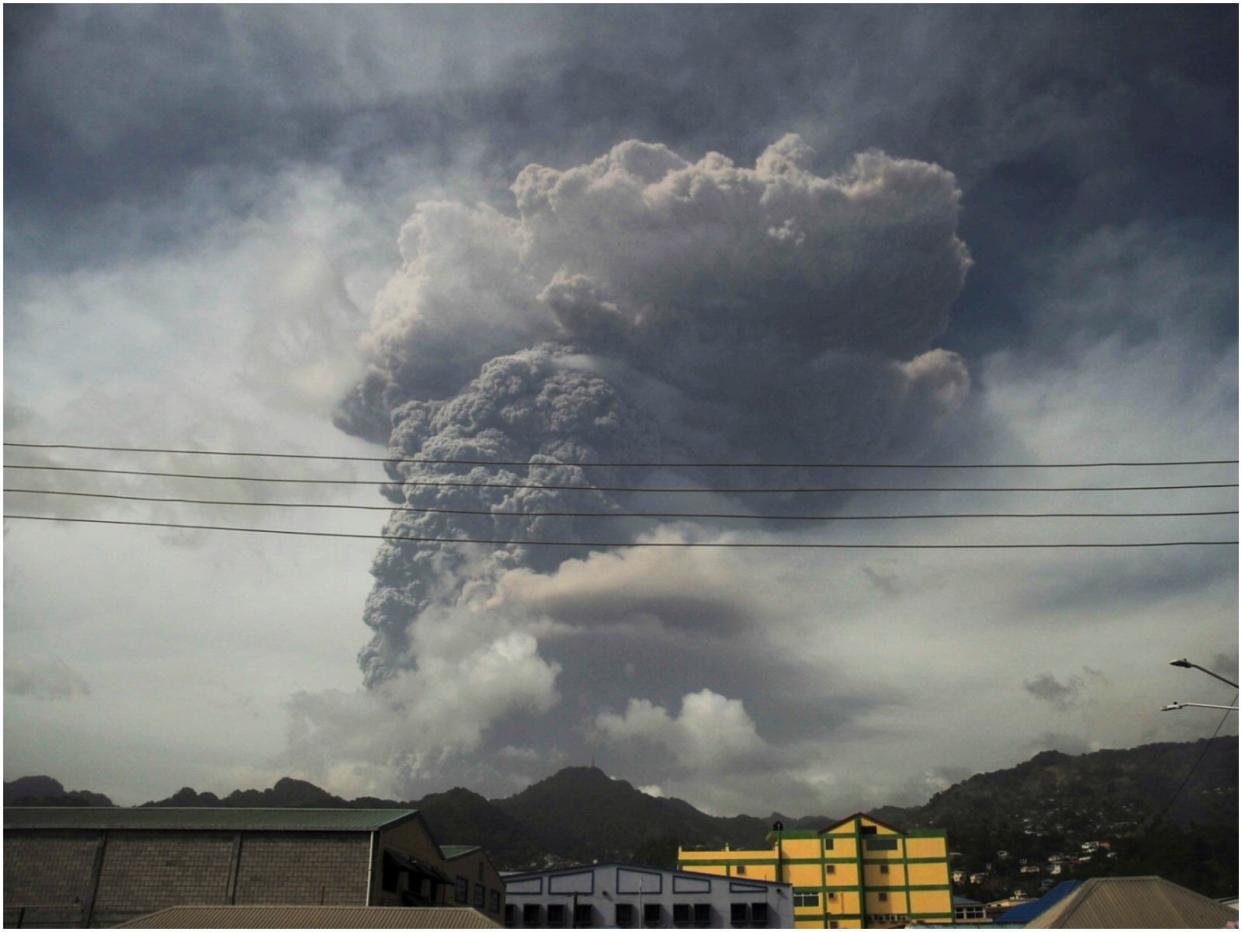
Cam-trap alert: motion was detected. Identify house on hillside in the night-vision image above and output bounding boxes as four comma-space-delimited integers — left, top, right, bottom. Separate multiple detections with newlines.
952, 896, 990, 925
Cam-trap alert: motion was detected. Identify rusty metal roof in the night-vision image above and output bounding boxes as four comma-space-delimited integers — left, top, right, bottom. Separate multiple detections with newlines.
4, 807, 418, 833
116, 906, 501, 928
1029, 876, 1239, 928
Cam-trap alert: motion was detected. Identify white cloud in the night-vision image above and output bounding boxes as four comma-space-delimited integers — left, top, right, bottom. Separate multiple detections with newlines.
283, 607, 561, 796
595, 689, 767, 771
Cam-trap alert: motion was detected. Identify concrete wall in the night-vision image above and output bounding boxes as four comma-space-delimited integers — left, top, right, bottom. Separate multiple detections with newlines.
4, 831, 100, 927
234, 832, 371, 906
3, 828, 374, 927
93, 830, 234, 920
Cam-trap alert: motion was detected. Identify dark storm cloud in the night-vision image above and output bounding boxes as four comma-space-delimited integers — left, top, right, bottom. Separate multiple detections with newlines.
5, 658, 91, 700
1024, 668, 1107, 712
7, 7, 1235, 344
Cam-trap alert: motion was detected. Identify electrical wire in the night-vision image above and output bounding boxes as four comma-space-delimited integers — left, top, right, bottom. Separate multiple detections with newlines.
4, 464, 1238, 494
4, 441, 1237, 469
4, 514, 1238, 548
4, 488, 1239, 522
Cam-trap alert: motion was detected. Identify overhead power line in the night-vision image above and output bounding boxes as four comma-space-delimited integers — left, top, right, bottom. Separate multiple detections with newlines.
5, 488, 1239, 522
4, 441, 1237, 470
4, 514, 1238, 549
4, 464, 1238, 494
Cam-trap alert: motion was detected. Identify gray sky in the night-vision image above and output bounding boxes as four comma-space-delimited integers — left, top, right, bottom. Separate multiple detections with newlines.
4, 6, 1237, 814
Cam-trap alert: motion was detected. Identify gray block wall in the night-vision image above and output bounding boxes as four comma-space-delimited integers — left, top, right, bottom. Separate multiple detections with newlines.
235, 833, 371, 905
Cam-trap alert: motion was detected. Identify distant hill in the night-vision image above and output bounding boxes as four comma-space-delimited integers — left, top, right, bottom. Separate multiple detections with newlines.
889, 738, 1238, 899
7, 737, 1235, 890
4, 775, 112, 807
142, 777, 348, 809
905, 740, 1237, 832
493, 766, 787, 863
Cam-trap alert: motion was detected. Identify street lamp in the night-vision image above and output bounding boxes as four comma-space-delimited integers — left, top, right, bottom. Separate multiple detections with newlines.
1162, 701, 1238, 712
1169, 658, 1238, 689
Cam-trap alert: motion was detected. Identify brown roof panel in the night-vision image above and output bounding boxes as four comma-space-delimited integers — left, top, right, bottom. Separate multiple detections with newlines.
116, 906, 501, 928
1029, 876, 1238, 928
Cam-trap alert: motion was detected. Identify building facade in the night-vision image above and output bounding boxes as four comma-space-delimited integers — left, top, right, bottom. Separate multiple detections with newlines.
502, 863, 794, 928
677, 813, 952, 929
3, 808, 504, 928
443, 846, 506, 918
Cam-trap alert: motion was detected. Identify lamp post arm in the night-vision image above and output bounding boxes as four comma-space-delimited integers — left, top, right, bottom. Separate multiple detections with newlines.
1163, 701, 1239, 712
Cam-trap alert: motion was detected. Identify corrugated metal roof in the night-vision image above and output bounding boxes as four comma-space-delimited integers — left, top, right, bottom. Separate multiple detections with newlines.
1029, 876, 1239, 928
116, 906, 501, 928
4, 807, 418, 833
996, 881, 1080, 923
441, 845, 481, 859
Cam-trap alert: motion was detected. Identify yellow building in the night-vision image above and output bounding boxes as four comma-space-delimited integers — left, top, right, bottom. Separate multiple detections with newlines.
677, 813, 952, 929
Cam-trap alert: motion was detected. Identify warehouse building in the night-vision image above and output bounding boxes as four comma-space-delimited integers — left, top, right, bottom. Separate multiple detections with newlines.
677, 813, 952, 929
502, 862, 793, 928
3, 807, 504, 928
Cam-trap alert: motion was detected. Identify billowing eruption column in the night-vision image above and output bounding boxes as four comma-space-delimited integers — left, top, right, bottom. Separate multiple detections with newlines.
336, 134, 972, 691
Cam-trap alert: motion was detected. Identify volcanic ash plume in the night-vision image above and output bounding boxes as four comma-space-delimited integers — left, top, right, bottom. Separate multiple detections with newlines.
336, 133, 972, 720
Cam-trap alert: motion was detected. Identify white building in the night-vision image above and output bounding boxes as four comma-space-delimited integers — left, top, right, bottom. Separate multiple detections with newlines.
502, 863, 793, 928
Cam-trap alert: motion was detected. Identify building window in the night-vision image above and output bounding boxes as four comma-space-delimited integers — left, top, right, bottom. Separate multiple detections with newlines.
878, 893, 889, 902
617, 904, 636, 928
673, 904, 691, 928
693, 904, 711, 928
474, 884, 486, 908
478, 862, 484, 880
574, 904, 593, 928
827, 893, 837, 901
523, 904, 542, 928
644, 904, 662, 928
731, 904, 748, 927
865, 837, 898, 851
825, 865, 835, 874
455, 877, 468, 905
823, 837, 834, 850
880, 864, 890, 874
830, 924, 839, 930
861, 825, 878, 835
750, 902, 769, 928
547, 904, 566, 928
793, 889, 819, 907
490, 890, 500, 914
736, 864, 746, 875
504, 905, 516, 927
